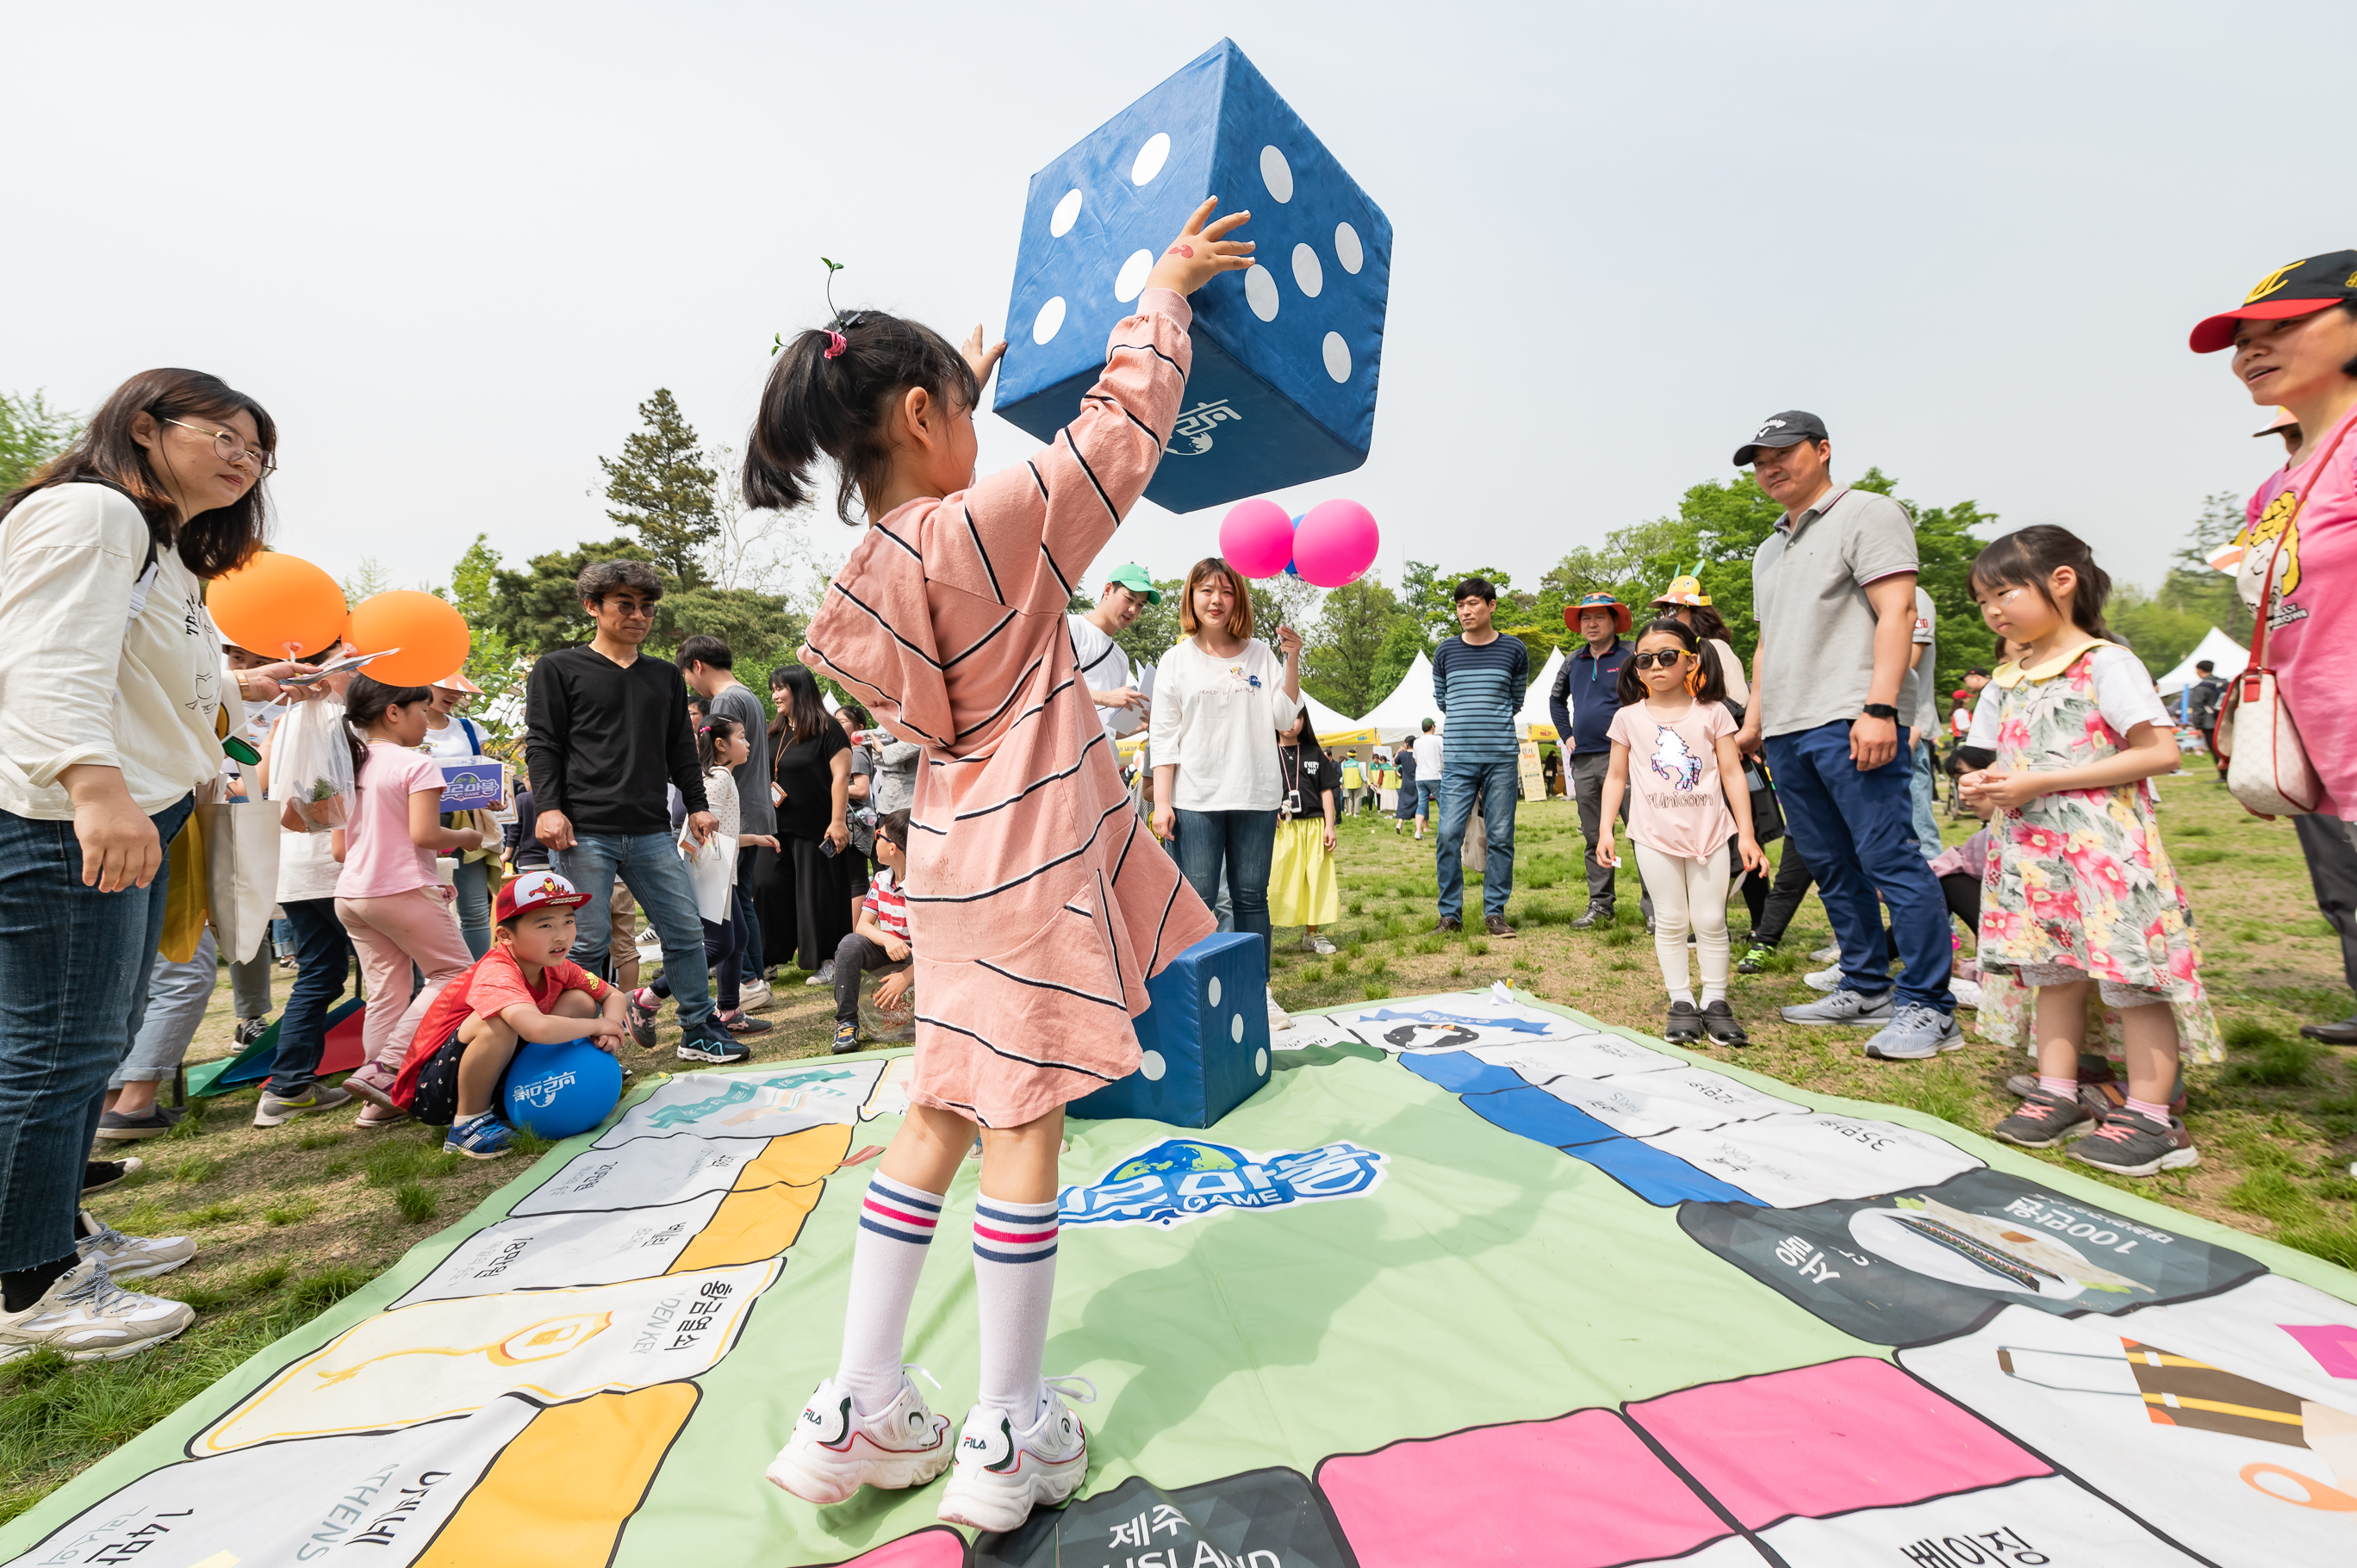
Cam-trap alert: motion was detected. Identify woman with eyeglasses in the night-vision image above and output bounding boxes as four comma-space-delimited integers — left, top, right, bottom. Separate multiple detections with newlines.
0, 368, 297, 1361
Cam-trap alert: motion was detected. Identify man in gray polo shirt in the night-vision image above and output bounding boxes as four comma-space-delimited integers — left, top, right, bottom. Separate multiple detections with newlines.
1728, 411, 1956, 1059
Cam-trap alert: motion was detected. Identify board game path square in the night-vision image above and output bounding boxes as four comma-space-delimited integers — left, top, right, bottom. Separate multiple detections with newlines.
1625, 1357, 2049, 1530
826, 1525, 968, 1567
1316, 1407, 1734, 1568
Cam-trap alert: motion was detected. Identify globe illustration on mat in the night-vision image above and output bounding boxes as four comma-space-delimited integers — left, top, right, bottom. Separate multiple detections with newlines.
1111, 1141, 1240, 1182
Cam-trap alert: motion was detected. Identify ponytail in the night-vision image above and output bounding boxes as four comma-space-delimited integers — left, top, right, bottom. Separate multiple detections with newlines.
743, 311, 979, 525
698, 714, 742, 774
1969, 525, 2113, 641
342, 674, 434, 793
1617, 618, 1726, 706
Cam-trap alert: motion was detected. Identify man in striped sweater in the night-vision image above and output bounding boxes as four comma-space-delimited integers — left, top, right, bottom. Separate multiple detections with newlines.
1431, 577, 1531, 937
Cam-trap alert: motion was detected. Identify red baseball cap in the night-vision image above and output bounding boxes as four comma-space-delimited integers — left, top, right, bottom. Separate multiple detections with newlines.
2189, 251, 2357, 353
495, 870, 593, 924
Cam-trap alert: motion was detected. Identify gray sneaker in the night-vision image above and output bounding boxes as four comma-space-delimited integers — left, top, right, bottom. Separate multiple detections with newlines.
2069, 1110, 2199, 1177
1778, 989, 1894, 1027
1864, 1004, 1966, 1060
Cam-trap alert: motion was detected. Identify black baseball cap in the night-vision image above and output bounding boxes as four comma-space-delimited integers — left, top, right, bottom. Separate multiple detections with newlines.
2189, 251, 2357, 353
1732, 410, 1829, 467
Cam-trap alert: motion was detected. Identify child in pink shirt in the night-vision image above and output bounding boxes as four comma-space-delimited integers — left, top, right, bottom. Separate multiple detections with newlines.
1598, 618, 1766, 1046
332, 675, 485, 1123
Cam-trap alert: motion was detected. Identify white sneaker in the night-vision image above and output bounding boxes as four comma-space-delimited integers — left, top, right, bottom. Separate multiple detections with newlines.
738, 979, 774, 1011
936, 1377, 1097, 1533
1803, 964, 1843, 992
804, 961, 836, 986
1808, 944, 1840, 964
1950, 977, 1986, 1009
0, 1259, 195, 1365
766, 1370, 954, 1505
75, 1211, 195, 1281
1266, 986, 1292, 1033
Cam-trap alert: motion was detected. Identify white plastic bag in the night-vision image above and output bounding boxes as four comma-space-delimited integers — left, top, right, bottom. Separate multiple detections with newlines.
270, 697, 354, 834
681, 831, 738, 924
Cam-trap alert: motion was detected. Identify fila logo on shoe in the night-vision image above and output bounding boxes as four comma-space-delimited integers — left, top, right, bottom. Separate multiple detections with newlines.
806, 1397, 851, 1447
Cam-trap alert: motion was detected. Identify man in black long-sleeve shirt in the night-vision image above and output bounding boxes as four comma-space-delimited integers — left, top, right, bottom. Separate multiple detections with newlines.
526, 559, 743, 1063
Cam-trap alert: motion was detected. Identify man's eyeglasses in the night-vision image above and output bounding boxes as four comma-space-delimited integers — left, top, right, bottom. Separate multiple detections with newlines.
164, 418, 277, 475
1631, 649, 1691, 669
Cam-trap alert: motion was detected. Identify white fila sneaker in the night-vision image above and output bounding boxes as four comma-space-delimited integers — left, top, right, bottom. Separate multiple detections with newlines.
0, 1259, 195, 1365
766, 1369, 953, 1504
937, 1376, 1098, 1533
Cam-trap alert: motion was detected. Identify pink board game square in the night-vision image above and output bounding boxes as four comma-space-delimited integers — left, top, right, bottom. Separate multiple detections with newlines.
1317, 1406, 1732, 1567
833, 1527, 967, 1568
1626, 1357, 2049, 1530
2280, 1322, 2357, 1378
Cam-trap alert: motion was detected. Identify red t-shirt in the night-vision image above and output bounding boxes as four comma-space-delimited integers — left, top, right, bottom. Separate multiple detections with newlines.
389, 946, 607, 1108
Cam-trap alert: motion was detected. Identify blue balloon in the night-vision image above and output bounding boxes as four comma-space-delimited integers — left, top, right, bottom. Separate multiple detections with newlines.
501, 1037, 624, 1140
1284, 559, 1300, 576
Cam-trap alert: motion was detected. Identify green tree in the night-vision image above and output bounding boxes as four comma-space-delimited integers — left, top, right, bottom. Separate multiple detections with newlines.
0, 390, 78, 494
446, 534, 529, 747
1110, 579, 1185, 672
1303, 576, 1404, 715
600, 389, 718, 588
483, 534, 799, 665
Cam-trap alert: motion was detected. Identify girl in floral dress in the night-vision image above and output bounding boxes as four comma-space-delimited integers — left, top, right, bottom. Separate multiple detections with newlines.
1960, 526, 2220, 1177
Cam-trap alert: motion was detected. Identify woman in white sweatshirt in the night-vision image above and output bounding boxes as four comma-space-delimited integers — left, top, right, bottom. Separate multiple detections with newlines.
1147, 558, 1303, 1023
0, 369, 296, 1361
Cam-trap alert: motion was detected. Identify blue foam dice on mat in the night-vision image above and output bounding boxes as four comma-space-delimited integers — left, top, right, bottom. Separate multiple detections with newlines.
1072, 931, 1272, 1128
995, 38, 1391, 513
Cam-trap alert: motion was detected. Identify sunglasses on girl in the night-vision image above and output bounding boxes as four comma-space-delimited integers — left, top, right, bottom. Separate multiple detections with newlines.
1632, 649, 1691, 669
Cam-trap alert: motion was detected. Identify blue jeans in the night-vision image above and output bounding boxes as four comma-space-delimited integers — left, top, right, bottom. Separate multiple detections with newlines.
0, 793, 192, 1272
736, 845, 764, 981
651, 891, 749, 1012
112, 928, 219, 1088
1415, 780, 1440, 820
1765, 721, 1954, 1012
1436, 757, 1520, 921
1173, 808, 1277, 968
1910, 737, 1941, 860
451, 856, 491, 960
272, 895, 351, 1096
553, 832, 714, 1029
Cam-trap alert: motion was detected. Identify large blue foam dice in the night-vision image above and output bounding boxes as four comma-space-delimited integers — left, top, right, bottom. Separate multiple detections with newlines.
995, 38, 1391, 514
1071, 932, 1272, 1128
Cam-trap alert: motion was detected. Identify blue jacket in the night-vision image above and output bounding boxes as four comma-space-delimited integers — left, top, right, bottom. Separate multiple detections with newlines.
1550, 638, 1632, 756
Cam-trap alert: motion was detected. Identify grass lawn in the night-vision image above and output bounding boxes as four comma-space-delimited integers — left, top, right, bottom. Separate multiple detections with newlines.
5, 769, 2354, 1522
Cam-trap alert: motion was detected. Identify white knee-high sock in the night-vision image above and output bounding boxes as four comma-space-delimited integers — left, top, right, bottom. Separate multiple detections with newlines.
835, 1172, 944, 1414
972, 1192, 1060, 1428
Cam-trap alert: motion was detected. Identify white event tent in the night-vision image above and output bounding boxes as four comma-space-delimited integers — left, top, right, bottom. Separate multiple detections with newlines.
1516, 645, 1564, 742
2154, 627, 2248, 698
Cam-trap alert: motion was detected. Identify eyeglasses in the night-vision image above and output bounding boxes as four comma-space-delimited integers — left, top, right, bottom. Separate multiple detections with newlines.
164, 419, 277, 475
1631, 649, 1691, 669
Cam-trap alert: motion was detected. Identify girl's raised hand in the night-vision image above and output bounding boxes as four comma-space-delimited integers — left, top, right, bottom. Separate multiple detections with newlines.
961, 325, 1006, 394
1144, 198, 1253, 297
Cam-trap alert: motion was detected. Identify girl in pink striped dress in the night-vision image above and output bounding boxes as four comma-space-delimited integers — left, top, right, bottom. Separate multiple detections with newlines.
748, 200, 1253, 1533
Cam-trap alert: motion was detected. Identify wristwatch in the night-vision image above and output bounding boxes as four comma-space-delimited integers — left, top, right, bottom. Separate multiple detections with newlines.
1860, 703, 1898, 720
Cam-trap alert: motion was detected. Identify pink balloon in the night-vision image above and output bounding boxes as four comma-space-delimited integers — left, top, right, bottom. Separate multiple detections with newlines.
1292, 499, 1379, 588
1219, 498, 1297, 578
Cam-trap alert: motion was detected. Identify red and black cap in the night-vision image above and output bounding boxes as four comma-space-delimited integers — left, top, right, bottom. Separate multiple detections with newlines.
494, 869, 594, 924
2189, 252, 2357, 354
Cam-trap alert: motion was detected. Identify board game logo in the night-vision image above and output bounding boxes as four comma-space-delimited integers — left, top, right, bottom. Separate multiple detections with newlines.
1060, 1138, 1386, 1229
510, 1067, 577, 1111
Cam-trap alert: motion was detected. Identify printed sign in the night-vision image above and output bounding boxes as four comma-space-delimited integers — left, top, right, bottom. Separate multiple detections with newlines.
437, 757, 507, 812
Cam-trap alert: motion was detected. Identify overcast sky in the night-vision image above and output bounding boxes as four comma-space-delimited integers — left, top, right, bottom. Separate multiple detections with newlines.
1, 2, 2335, 605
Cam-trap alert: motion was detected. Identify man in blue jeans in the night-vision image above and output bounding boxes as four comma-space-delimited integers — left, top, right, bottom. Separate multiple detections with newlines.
1728, 411, 1954, 1060
526, 560, 744, 1065
1432, 577, 1530, 937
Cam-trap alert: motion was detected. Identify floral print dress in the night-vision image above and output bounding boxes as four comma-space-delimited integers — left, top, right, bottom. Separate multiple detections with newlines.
1975, 642, 2222, 1062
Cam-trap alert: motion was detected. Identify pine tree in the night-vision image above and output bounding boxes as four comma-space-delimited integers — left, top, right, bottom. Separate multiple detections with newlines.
599, 389, 718, 588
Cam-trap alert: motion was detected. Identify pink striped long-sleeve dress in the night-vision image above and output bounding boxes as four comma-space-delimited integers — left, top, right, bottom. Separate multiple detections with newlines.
804, 291, 1215, 1128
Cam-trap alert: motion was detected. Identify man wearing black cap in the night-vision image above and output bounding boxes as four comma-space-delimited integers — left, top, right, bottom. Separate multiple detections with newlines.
1728, 413, 1956, 1060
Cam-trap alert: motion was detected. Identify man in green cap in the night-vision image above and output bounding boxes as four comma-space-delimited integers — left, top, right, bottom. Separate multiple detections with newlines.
1069, 563, 1160, 747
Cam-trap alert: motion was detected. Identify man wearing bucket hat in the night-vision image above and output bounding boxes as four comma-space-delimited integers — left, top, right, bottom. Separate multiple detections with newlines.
1731, 411, 1956, 1060
1549, 591, 1651, 930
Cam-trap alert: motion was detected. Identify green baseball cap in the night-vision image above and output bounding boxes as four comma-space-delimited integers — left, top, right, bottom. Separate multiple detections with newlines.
1104, 563, 1160, 603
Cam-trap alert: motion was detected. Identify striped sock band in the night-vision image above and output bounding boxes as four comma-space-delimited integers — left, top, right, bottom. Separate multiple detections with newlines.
836, 1172, 946, 1415
858, 1172, 944, 1245
972, 1197, 1058, 1264
973, 1193, 1060, 1427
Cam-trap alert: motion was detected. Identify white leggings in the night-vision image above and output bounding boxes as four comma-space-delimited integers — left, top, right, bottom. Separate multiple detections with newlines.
1633, 842, 1731, 997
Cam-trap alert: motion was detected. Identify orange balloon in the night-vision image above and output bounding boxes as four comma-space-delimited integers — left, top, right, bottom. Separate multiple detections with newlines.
208, 551, 349, 658
348, 591, 471, 687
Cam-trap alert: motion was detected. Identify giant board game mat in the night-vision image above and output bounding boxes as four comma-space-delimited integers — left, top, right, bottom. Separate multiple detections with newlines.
6, 987, 2353, 1566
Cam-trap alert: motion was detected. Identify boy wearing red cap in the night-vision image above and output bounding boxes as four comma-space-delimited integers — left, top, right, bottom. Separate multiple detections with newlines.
388, 870, 630, 1159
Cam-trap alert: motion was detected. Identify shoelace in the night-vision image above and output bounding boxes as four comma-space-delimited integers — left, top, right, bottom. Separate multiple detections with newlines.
2086, 1117, 2142, 1144
902, 1363, 942, 1393
80, 1217, 130, 1252
1042, 1374, 1098, 1407
57, 1259, 139, 1315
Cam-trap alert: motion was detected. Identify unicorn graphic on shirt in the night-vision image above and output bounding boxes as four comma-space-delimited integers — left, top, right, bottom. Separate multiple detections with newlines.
1647, 725, 1703, 791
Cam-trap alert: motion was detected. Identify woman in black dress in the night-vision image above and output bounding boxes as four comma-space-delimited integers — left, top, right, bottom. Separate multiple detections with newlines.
756, 665, 855, 981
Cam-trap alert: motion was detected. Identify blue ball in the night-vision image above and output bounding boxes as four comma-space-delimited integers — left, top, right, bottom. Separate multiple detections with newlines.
501, 1038, 624, 1140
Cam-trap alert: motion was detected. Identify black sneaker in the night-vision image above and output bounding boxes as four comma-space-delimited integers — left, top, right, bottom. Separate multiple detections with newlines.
676, 1022, 749, 1065
1734, 943, 1775, 974
96, 1106, 185, 1142
1701, 999, 1749, 1046
1433, 916, 1463, 934
1569, 906, 1614, 930
1665, 999, 1703, 1042
83, 1159, 142, 1195
1991, 1086, 2093, 1149
233, 1017, 270, 1047
1484, 915, 1517, 940
2069, 1110, 2200, 1177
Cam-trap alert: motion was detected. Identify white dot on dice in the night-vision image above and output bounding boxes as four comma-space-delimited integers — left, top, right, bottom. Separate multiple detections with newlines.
1255, 1048, 1269, 1075
1141, 1049, 1166, 1082
1259, 144, 1293, 203
1245, 264, 1279, 322
1050, 189, 1083, 238
1231, 1014, 1245, 1043
1291, 243, 1323, 298
1032, 296, 1067, 345
1334, 221, 1364, 274
1132, 133, 1170, 185
1322, 331, 1351, 383
1207, 976, 1222, 1007
1114, 248, 1154, 303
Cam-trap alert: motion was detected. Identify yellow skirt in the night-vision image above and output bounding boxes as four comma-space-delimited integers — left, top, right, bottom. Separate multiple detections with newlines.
1269, 815, 1340, 928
